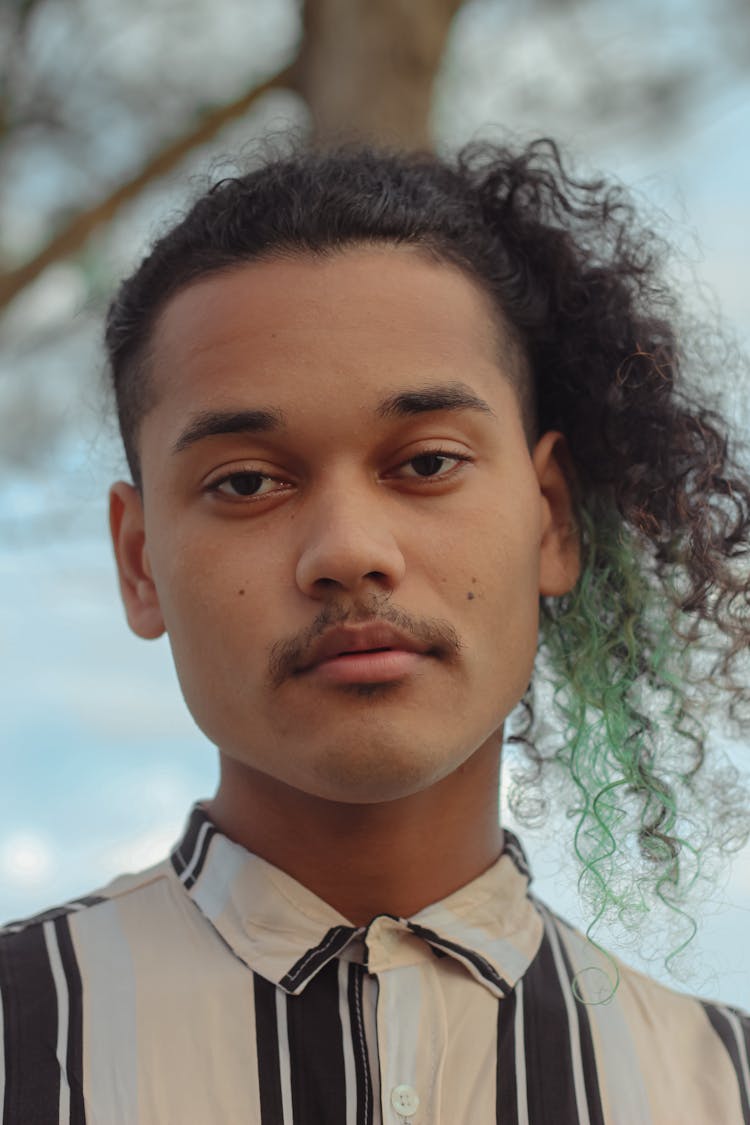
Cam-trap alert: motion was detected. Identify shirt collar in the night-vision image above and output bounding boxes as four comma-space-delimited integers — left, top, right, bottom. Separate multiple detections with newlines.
169, 802, 543, 999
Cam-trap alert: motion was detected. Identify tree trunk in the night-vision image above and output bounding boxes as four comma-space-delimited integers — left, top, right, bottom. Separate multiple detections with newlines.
0, 0, 468, 312
297, 0, 465, 149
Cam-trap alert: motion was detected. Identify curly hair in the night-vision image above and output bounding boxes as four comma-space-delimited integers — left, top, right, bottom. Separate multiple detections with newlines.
106, 139, 750, 970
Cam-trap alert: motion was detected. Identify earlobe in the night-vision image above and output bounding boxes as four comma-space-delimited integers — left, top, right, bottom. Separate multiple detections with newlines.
532, 431, 581, 597
109, 481, 166, 640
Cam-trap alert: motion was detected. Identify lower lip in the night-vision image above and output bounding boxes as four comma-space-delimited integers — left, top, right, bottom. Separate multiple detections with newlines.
307, 649, 427, 684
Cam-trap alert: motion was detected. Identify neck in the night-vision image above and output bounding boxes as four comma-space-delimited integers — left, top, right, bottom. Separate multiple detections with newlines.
202, 735, 504, 926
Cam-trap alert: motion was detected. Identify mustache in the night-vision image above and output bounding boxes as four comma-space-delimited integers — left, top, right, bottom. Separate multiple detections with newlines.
267, 597, 462, 689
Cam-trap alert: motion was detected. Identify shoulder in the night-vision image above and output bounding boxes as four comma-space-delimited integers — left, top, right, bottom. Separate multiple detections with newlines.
541, 901, 750, 1024
0, 860, 174, 1122
0, 858, 179, 1073
609, 945, 750, 1120
0, 857, 174, 963
533, 901, 750, 1121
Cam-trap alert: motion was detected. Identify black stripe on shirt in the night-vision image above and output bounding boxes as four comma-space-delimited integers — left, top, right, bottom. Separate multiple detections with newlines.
496, 988, 519, 1125
0, 923, 61, 1125
286, 958, 347, 1125
279, 925, 357, 994
175, 803, 209, 860
406, 922, 513, 996
738, 1008, 750, 1111
55, 914, 86, 1125
520, 923, 586, 1124
552, 918, 606, 1125
254, 973, 284, 1125
347, 964, 374, 1125
703, 1001, 750, 1123
1, 895, 106, 934
170, 807, 217, 889
503, 830, 532, 879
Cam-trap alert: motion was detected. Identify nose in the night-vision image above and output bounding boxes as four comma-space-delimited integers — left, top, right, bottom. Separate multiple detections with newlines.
295, 484, 407, 599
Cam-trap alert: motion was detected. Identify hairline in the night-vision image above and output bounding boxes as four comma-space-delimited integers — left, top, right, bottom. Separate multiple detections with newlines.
121, 240, 538, 491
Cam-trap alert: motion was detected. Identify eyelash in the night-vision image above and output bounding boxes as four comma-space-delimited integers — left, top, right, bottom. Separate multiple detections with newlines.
206, 448, 473, 502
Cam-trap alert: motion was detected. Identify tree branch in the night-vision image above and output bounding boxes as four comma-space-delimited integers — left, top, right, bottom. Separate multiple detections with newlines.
0, 62, 298, 312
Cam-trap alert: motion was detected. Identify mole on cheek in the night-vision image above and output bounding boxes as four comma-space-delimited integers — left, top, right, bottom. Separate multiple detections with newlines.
238, 589, 245, 597
467, 591, 475, 600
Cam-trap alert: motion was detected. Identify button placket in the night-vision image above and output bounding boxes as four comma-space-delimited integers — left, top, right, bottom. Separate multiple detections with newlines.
370, 921, 447, 1125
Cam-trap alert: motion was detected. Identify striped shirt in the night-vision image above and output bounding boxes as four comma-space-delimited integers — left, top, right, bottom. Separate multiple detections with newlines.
1, 802, 748, 1124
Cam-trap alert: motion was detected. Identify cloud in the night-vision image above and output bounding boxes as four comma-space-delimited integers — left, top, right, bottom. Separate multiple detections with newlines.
1, 831, 56, 886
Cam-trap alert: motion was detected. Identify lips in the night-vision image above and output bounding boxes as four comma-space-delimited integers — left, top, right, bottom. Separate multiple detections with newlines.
298, 623, 433, 676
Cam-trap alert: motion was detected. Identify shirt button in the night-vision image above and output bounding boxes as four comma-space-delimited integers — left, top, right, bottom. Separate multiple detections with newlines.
391, 1084, 420, 1116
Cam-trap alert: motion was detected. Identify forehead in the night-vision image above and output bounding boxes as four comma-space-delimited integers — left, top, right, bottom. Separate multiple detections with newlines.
142, 249, 525, 457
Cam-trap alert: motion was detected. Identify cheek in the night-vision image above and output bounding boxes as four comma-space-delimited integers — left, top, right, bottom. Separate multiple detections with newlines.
467, 540, 540, 637
429, 482, 542, 597
443, 492, 542, 661
146, 526, 258, 651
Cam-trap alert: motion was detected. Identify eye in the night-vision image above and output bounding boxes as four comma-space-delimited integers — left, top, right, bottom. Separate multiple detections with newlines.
207, 470, 285, 500
393, 450, 471, 480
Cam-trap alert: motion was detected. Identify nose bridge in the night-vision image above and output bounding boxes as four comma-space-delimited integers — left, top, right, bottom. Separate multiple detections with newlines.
295, 472, 405, 594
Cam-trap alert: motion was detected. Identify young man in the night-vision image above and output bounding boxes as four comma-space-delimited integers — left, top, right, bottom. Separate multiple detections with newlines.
1, 140, 749, 1124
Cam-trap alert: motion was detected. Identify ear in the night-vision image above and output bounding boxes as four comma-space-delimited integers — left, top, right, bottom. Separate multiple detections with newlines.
531, 430, 581, 597
109, 482, 166, 639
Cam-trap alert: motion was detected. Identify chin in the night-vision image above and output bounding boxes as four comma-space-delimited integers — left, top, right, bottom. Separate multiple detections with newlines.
304, 737, 459, 805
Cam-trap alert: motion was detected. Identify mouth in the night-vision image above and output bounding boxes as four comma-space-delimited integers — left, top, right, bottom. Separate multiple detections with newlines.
297, 624, 435, 685
306, 646, 428, 684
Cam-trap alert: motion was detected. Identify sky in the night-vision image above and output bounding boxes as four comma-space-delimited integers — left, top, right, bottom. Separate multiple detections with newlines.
1, 0, 748, 1011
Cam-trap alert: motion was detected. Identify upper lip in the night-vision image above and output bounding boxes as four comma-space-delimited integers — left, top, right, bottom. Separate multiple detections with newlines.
298, 623, 433, 672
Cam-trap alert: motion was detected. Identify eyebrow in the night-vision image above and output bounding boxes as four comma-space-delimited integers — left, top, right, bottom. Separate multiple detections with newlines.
171, 382, 495, 455
374, 383, 496, 420
172, 407, 286, 454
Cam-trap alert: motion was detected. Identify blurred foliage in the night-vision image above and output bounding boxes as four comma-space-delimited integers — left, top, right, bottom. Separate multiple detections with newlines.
0, 0, 749, 491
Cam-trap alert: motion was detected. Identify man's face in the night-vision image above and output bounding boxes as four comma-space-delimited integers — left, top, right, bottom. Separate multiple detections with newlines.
111, 246, 578, 804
